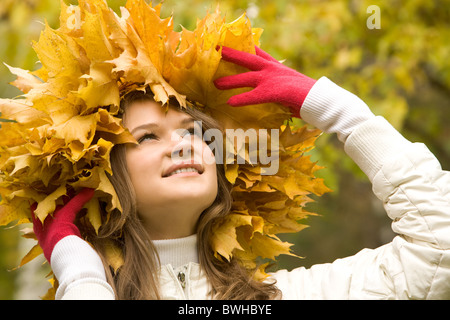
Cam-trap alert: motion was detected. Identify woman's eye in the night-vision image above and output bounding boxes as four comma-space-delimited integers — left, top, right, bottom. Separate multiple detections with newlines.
185, 127, 195, 136
185, 126, 202, 138
138, 133, 158, 144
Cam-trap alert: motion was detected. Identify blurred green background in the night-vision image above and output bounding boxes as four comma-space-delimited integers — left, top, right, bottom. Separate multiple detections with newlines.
1, 0, 449, 299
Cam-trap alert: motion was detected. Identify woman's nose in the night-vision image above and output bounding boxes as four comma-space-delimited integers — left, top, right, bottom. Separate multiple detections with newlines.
167, 130, 194, 161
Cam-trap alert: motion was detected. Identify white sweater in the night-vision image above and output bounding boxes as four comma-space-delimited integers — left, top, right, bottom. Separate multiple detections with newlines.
50, 77, 450, 299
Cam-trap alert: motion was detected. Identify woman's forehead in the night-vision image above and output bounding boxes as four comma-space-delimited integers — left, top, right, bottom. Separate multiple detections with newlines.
123, 100, 192, 130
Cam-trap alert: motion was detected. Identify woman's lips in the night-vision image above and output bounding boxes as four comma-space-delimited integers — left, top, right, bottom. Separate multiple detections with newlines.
162, 161, 204, 178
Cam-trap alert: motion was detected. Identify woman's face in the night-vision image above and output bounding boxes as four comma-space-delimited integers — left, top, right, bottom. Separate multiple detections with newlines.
123, 100, 218, 239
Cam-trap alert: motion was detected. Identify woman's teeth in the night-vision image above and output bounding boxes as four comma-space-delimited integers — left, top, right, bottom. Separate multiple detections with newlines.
167, 167, 199, 177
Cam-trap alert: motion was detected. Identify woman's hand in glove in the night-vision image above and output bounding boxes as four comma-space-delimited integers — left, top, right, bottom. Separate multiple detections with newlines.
214, 46, 316, 118
31, 188, 95, 262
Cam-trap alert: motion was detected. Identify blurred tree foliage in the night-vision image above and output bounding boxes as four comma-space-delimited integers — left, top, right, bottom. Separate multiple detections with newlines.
0, 0, 449, 298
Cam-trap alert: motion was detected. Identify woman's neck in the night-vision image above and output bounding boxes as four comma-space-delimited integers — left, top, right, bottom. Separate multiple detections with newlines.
152, 234, 198, 269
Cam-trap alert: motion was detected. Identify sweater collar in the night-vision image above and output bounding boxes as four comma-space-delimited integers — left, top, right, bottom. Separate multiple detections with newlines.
152, 234, 199, 269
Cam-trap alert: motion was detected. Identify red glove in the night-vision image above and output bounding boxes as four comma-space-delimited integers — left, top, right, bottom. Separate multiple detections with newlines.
214, 46, 317, 118
31, 188, 95, 262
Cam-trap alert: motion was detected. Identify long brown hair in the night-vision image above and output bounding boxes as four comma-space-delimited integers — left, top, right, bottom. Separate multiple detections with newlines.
86, 91, 280, 300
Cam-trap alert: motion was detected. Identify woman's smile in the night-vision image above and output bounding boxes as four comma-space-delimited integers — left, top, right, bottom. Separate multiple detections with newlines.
162, 161, 204, 178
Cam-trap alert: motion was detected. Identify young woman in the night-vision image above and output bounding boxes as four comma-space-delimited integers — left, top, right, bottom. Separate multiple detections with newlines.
32, 46, 450, 300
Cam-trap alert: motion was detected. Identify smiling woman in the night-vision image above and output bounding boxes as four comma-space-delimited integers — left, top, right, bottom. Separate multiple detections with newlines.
88, 90, 280, 300
122, 95, 217, 240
